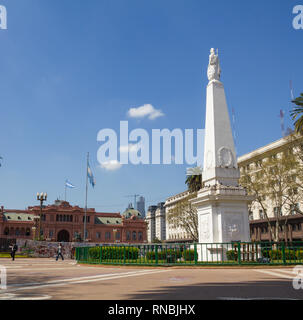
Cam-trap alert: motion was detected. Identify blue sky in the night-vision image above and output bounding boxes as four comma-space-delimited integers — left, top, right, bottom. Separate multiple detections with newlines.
0, 0, 302, 212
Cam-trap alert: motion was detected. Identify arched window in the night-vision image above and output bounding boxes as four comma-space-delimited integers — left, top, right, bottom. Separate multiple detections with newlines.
59, 215, 63, 222
63, 215, 66, 222
126, 231, 130, 240
138, 232, 143, 241
70, 215, 73, 222
56, 215, 59, 221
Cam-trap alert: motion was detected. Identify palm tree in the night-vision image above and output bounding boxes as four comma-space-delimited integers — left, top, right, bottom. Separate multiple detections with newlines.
291, 93, 303, 134
185, 167, 203, 192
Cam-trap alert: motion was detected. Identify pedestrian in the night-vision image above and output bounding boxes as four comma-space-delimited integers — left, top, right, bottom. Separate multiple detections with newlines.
10, 243, 18, 261
56, 243, 64, 261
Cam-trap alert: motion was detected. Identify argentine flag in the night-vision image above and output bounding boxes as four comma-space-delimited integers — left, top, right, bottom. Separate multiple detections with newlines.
65, 180, 75, 189
87, 162, 96, 188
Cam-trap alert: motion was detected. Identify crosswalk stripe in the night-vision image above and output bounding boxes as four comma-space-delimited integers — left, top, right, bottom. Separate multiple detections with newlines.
255, 269, 294, 279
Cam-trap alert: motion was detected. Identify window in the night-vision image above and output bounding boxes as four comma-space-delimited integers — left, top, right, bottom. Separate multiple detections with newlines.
126, 231, 131, 241
15, 229, 20, 236
249, 211, 253, 221
96, 232, 101, 239
274, 207, 282, 217
25, 228, 30, 236
138, 232, 143, 241
132, 231, 137, 240
49, 230, 54, 237
82, 216, 90, 223
290, 203, 299, 215
4, 228, 9, 235
259, 210, 264, 219
105, 232, 111, 240
116, 232, 120, 240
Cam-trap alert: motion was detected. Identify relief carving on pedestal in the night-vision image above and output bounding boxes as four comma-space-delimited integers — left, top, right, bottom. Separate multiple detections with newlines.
218, 147, 234, 168
200, 215, 210, 242
223, 215, 243, 241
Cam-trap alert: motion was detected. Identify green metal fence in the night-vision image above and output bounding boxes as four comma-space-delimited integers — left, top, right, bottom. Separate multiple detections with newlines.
76, 242, 303, 266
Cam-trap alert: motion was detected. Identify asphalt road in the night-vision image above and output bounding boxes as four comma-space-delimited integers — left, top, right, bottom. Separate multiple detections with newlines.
0, 258, 302, 300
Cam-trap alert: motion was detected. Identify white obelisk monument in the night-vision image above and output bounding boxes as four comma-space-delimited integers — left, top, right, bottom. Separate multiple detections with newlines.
191, 48, 253, 261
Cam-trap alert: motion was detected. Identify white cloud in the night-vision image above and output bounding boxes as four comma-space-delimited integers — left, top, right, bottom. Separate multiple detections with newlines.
127, 104, 164, 120
100, 160, 122, 171
119, 143, 140, 153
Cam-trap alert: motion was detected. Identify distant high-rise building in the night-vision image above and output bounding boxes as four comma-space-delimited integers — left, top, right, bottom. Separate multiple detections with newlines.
136, 196, 145, 218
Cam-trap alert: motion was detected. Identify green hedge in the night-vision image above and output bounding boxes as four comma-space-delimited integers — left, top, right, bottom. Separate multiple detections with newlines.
226, 250, 237, 261
88, 246, 139, 260
296, 250, 303, 260
261, 248, 297, 260
145, 249, 182, 260
144, 248, 196, 261
182, 249, 195, 261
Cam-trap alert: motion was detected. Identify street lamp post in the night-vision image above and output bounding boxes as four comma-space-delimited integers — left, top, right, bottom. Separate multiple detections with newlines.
36, 192, 47, 241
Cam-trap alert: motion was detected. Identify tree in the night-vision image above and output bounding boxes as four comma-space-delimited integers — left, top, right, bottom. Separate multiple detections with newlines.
166, 193, 199, 242
240, 141, 303, 242
291, 93, 303, 134
185, 167, 203, 192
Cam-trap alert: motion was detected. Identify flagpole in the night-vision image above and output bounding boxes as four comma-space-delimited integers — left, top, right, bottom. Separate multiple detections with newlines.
84, 152, 89, 242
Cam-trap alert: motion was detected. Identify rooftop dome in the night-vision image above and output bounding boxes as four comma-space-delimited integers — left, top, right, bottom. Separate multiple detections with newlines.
122, 206, 142, 219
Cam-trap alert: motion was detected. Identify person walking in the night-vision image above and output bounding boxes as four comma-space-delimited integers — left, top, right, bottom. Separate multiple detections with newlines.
56, 243, 64, 261
10, 243, 18, 261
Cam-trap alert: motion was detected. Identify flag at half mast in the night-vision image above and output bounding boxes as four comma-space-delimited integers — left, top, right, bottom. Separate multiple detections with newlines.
87, 162, 96, 188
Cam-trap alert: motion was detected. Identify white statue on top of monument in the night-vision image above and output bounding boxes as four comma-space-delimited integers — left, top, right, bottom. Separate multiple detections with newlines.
207, 48, 221, 82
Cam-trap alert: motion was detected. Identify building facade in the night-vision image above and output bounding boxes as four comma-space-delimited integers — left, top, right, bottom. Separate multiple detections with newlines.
164, 190, 194, 243
136, 196, 146, 218
0, 200, 147, 244
155, 202, 166, 241
238, 134, 303, 242
145, 205, 157, 242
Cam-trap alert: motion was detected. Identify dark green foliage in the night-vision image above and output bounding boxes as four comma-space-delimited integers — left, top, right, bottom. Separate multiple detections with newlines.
182, 249, 195, 261
295, 250, 303, 260
145, 249, 182, 260
88, 246, 139, 260
291, 93, 303, 133
261, 249, 296, 260
226, 250, 237, 261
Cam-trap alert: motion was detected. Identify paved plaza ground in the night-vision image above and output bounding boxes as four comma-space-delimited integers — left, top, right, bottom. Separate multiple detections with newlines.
0, 258, 302, 300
